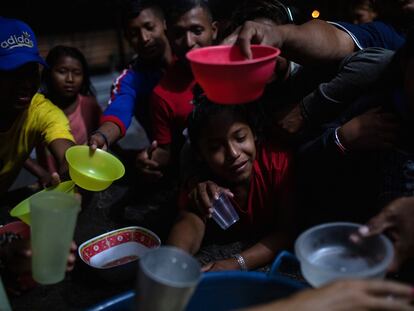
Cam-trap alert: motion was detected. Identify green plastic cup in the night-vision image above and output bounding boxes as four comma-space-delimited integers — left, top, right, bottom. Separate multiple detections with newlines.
0, 277, 12, 311
30, 191, 80, 284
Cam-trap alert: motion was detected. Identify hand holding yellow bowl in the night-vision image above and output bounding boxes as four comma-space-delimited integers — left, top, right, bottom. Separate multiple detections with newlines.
65, 145, 125, 191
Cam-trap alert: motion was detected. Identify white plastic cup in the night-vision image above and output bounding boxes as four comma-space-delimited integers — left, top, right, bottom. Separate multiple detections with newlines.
30, 191, 80, 285
136, 246, 201, 311
211, 193, 239, 230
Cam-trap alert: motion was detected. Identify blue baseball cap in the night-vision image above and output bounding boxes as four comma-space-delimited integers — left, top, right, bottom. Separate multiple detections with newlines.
0, 17, 47, 71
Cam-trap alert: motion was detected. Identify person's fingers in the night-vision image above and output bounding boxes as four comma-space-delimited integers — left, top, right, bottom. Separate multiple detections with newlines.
201, 262, 214, 272
197, 183, 214, 210
206, 182, 220, 201
70, 241, 77, 252
222, 188, 234, 198
50, 172, 61, 186
89, 135, 105, 150
221, 26, 241, 45
148, 140, 158, 159
236, 25, 255, 59
74, 192, 82, 205
361, 209, 395, 237
364, 296, 414, 311
66, 253, 76, 272
138, 158, 160, 169
141, 168, 163, 179
365, 279, 413, 298
67, 253, 76, 265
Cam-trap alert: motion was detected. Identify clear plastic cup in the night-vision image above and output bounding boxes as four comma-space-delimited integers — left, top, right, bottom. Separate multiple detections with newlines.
136, 246, 201, 311
30, 191, 80, 284
211, 193, 239, 230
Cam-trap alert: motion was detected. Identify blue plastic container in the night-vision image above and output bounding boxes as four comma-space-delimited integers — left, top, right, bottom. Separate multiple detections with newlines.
86, 270, 306, 311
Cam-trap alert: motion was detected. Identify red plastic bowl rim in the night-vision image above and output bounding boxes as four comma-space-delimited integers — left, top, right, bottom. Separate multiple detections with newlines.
186, 44, 281, 66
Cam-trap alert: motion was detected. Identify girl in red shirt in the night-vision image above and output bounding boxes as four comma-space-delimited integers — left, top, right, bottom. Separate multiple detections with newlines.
167, 94, 295, 271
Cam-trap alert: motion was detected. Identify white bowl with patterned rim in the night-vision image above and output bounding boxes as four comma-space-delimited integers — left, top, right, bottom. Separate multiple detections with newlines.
78, 226, 161, 282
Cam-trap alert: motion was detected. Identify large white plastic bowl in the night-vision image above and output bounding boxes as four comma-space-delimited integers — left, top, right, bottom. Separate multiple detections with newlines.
295, 222, 394, 287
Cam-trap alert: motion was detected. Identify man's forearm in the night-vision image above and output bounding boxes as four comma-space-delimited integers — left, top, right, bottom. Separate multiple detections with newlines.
280, 19, 356, 65
98, 121, 122, 146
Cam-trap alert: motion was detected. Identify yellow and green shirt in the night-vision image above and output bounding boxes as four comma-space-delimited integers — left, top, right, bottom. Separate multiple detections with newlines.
0, 93, 74, 193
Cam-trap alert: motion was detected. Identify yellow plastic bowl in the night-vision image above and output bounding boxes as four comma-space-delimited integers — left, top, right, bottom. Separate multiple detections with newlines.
10, 180, 76, 225
65, 146, 125, 191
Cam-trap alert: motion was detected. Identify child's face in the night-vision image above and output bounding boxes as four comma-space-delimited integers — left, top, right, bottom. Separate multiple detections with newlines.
126, 8, 169, 62
168, 6, 217, 63
50, 55, 83, 100
198, 111, 256, 184
0, 62, 39, 114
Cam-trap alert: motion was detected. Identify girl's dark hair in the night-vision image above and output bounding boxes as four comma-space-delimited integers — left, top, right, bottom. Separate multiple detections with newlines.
188, 85, 261, 150
41, 45, 95, 96
165, 0, 213, 25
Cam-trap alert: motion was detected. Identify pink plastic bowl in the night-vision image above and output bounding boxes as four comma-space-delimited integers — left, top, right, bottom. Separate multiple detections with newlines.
186, 45, 280, 104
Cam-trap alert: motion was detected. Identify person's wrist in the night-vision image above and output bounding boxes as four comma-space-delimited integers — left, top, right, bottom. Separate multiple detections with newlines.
232, 253, 248, 271
91, 130, 109, 148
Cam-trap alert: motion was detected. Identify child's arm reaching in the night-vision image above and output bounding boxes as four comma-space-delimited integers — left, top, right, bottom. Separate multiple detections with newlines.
167, 180, 234, 255
167, 211, 206, 255
23, 158, 60, 188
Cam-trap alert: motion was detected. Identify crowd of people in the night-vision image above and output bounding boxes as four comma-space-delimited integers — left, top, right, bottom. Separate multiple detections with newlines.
2, 0, 414, 309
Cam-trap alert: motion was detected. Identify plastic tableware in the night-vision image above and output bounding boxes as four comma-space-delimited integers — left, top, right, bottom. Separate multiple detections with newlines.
30, 191, 80, 284
186, 45, 280, 104
211, 193, 239, 230
10, 180, 76, 225
65, 145, 125, 191
0, 277, 11, 311
295, 222, 394, 287
136, 246, 201, 311
78, 226, 161, 283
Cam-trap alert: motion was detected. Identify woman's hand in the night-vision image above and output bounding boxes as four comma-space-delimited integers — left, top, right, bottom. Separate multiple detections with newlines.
188, 181, 234, 220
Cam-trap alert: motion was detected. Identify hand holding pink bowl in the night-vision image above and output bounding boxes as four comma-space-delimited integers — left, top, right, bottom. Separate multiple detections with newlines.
186, 44, 280, 104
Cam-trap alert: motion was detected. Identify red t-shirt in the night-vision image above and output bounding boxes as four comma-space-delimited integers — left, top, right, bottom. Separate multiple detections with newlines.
180, 143, 292, 242
150, 62, 196, 145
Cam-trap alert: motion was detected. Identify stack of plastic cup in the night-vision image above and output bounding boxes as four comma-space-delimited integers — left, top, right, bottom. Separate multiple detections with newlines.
30, 191, 80, 285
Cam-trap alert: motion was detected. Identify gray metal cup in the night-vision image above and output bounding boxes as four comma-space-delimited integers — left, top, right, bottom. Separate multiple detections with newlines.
212, 193, 239, 230
136, 246, 201, 311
